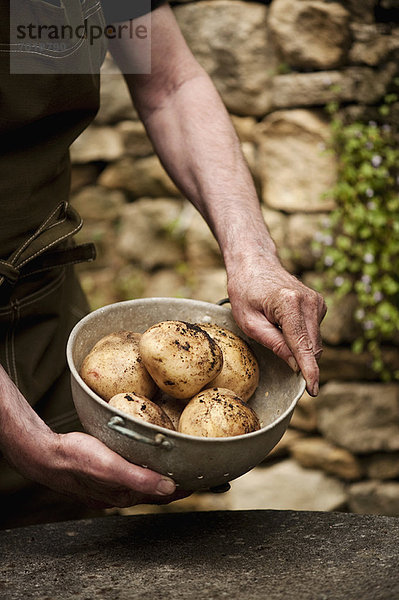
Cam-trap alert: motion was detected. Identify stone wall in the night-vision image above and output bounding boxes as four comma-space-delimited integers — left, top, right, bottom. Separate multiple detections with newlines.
70, 0, 399, 516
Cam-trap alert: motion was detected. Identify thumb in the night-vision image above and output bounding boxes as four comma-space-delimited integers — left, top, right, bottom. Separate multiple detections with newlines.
66, 433, 177, 497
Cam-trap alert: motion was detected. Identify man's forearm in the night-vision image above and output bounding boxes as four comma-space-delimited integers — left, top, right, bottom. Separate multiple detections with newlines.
130, 67, 324, 394
132, 68, 279, 273
111, 2, 326, 396
0, 364, 56, 479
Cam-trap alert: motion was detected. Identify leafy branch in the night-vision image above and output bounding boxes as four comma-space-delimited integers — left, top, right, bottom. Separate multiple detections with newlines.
313, 89, 399, 380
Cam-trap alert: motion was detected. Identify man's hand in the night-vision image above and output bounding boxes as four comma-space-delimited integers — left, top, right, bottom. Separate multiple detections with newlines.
227, 256, 326, 397
20, 431, 185, 509
5, 430, 184, 509
0, 365, 184, 508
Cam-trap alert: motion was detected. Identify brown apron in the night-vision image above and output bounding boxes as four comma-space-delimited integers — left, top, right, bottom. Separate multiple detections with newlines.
0, 0, 107, 492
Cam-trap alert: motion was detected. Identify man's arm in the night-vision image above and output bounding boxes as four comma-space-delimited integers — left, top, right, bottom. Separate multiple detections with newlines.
108, 3, 326, 396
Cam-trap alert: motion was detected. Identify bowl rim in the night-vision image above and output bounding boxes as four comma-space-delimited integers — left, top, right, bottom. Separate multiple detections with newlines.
66, 297, 306, 444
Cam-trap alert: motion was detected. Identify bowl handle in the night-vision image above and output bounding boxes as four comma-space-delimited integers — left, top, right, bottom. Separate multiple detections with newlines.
107, 416, 174, 451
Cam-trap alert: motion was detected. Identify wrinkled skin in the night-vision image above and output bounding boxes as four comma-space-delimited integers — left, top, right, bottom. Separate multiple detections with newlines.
227, 256, 327, 397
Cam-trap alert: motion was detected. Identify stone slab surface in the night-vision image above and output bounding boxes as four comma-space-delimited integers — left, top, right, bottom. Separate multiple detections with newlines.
1, 510, 399, 600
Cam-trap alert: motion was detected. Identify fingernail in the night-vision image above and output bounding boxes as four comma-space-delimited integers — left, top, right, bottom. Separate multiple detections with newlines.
156, 478, 176, 496
288, 357, 299, 373
312, 382, 319, 396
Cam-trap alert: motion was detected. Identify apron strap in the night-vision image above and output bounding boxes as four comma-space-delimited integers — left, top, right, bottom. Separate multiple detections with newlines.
0, 261, 20, 285
0, 201, 96, 288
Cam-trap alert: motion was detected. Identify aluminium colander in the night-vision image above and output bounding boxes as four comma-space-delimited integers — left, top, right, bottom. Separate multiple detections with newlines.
66, 297, 305, 490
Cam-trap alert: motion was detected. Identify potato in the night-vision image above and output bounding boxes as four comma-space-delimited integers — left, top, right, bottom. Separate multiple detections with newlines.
155, 392, 185, 430
109, 392, 174, 430
139, 321, 223, 400
80, 331, 157, 401
178, 388, 260, 438
198, 324, 260, 401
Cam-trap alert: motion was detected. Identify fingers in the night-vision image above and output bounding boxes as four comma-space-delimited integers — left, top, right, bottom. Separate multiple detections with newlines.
59, 433, 177, 506
303, 293, 326, 363
235, 286, 325, 396
278, 304, 319, 396
244, 307, 318, 395
91, 441, 177, 496
265, 288, 326, 396
240, 312, 300, 373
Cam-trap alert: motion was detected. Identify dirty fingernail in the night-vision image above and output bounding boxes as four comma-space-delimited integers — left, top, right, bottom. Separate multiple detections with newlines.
312, 382, 319, 396
288, 357, 299, 373
156, 478, 176, 496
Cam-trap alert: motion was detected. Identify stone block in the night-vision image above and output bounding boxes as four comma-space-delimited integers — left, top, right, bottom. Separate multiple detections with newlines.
260, 207, 288, 250
70, 126, 124, 163
174, 0, 276, 116
116, 198, 185, 269
319, 345, 399, 383
290, 391, 318, 432
241, 142, 258, 181
79, 268, 123, 311
265, 428, 306, 460
379, 0, 399, 8
142, 269, 189, 299
5, 509, 399, 600
229, 460, 347, 511
75, 221, 120, 270
71, 186, 126, 222
183, 205, 223, 269
345, 0, 377, 24
113, 265, 150, 302
362, 452, 399, 480
348, 480, 399, 516
230, 115, 258, 143
256, 110, 337, 212
116, 120, 154, 158
261, 207, 293, 271
321, 293, 362, 346
268, 0, 351, 70
349, 24, 399, 66
271, 63, 397, 109
316, 381, 399, 453
290, 436, 363, 480
348, 62, 399, 104
70, 164, 100, 193
286, 213, 331, 271
95, 55, 137, 124
343, 102, 399, 136
99, 156, 179, 198
189, 268, 228, 304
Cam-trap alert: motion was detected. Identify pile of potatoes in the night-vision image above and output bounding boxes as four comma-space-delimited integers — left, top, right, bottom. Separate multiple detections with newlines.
80, 320, 261, 438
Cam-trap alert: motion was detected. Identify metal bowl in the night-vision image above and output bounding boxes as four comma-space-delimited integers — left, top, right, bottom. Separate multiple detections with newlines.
66, 298, 305, 490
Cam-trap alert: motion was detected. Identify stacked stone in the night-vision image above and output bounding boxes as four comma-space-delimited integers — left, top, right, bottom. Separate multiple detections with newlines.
70, 0, 399, 515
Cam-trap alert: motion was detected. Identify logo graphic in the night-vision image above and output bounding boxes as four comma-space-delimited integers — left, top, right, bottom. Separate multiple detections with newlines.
9, 0, 152, 74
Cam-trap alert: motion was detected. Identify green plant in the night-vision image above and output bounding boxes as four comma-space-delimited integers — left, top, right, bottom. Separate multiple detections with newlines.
313, 92, 399, 380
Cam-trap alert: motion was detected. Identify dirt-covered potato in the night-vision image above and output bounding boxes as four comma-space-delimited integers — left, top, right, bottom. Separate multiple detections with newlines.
198, 324, 260, 401
80, 331, 157, 401
178, 388, 261, 438
109, 392, 175, 430
155, 392, 185, 430
139, 321, 223, 400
